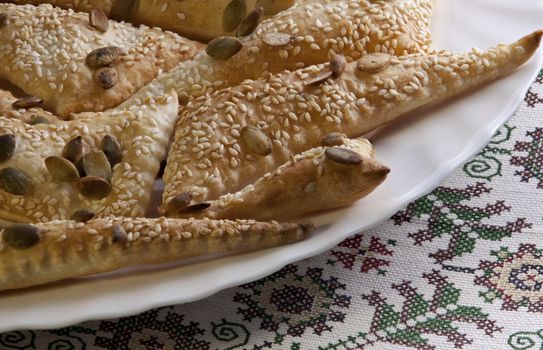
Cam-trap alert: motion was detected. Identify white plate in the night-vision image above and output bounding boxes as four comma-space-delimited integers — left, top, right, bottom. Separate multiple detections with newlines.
1, 0, 542, 332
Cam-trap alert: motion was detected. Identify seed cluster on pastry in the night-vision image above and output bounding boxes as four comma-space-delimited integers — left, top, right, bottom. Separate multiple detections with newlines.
0, 0, 541, 291
0, 3, 202, 117
162, 35, 540, 211
138, 0, 435, 101
0, 89, 178, 223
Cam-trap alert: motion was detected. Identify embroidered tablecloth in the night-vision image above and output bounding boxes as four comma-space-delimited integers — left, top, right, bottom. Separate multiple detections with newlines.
2, 69, 543, 350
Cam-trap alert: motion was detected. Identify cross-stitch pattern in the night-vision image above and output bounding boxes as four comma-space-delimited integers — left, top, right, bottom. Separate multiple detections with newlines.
392, 183, 531, 265
511, 127, 543, 189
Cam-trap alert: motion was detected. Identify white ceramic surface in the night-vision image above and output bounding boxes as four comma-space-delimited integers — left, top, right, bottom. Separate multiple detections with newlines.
1, 0, 542, 332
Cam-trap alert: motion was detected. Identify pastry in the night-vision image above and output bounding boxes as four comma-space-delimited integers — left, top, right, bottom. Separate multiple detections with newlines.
0, 90, 61, 125
7, 0, 295, 41
164, 137, 390, 221
0, 3, 203, 117
7, 0, 110, 13
0, 217, 312, 291
0, 88, 179, 223
162, 31, 543, 214
130, 0, 435, 101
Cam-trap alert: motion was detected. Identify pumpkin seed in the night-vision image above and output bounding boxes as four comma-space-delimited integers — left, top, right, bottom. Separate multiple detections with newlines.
165, 192, 193, 214
78, 176, 112, 200
178, 92, 190, 106
321, 133, 346, 147
94, 67, 118, 89
222, 0, 246, 32
89, 8, 109, 32
75, 157, 86, 177
101, 135, 122, 168
86, 46, 121, 68
0, 167, 33, 195
62, 136, 83, 164
3, 224, 40, 250
0, 134, 15, 163
0, 13, 8, 27
29, 115, 51, 125
82, 150, 112, 181
304, 72, 332, 87
325, 147, 363, 165
262, 32, 292, 47
70, 208, 96, 222
45, 156, 80, 182
236, 7, 263, 37
206, 37, 243, 59
0, 219, 15, 231
241, 126, 272, 156
110, 0, 138, 21
12, 96, 43, 109
178, 202, 211, 214
112, 224, 127, 243
256, 0, 294, 15
330, 54, 347, 78
357, 53, 391, 73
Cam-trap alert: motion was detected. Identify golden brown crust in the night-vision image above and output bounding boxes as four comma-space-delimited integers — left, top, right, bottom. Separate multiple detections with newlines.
8, 0, 295, 42
162, 31, 543, 209
0, 89, 179, 223
0, 90, 60, 125
132, 0, 294, 42
8, 0, 113, 13
0, 217, 311, 291
132, 0, 435, 101
0, 3, 203, 117
167, 138, 389, 221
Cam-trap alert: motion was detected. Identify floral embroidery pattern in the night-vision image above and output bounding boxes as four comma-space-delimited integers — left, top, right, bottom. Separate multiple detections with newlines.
392, 183, 531, 264
327, 233, 395, 275
356, 270, 501, 349
476, 244, 543, 312
511, 128, 543, 189
234, 265, 351, 339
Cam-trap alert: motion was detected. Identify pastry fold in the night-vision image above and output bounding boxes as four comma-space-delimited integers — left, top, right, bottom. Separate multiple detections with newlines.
165, 137, 390, 221
0, 89, 179, 223
0, 217, 312, 291
0, 3, 203, 117
162, 31, 543, 211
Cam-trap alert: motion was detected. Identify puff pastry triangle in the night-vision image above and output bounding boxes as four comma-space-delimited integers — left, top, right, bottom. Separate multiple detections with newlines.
162, 31, 543, 216
165, 137, 390, 221
0, 3, 203, 117
0, 88, 179, 223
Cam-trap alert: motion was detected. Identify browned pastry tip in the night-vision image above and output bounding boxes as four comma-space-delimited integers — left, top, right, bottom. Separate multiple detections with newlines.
165, 138, 389, 221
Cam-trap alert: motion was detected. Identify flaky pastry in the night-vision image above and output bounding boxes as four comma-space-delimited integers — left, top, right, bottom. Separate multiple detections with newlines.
166, 137, 390, 221
0, 3, 203, 117
8, 0, 295, 41
162, 31, 543, 216
0, 217, 312, 291
131, 0, 435, 101
0, 88, 179, 223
